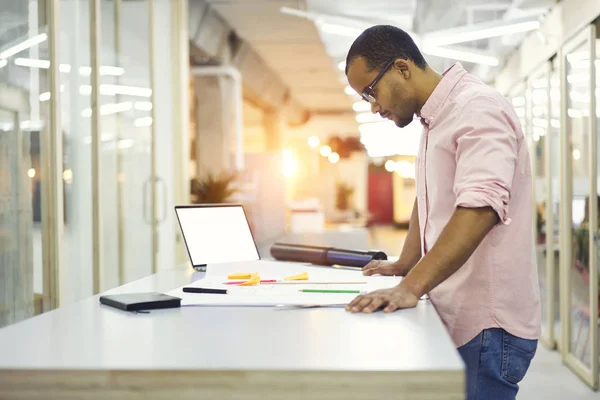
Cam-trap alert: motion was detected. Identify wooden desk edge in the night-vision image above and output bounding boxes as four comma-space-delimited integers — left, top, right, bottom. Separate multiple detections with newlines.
0, 368, 464, 400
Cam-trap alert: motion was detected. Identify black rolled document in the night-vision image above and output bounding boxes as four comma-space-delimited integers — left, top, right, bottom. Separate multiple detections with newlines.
270, 242, 387, 268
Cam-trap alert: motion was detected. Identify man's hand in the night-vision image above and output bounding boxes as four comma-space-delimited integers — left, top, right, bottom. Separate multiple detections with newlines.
362, 260, 406, 276
345, 286, 419, 313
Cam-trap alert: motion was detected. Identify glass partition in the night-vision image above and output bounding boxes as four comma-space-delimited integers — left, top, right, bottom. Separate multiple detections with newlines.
528, 62, 554, 348
0, 0, 49, 325
561, 24, 598, 389
549, 56, 561, 350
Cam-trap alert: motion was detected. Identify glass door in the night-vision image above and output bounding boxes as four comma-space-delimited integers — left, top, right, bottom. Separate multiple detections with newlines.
549, 57, 562, 350
528, 61, 555, 349
561, 24, 598, 389
0, 106, 35, 327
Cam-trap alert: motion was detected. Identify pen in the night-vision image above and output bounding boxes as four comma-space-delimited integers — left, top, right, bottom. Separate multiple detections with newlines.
298, 289, 364, 294
183, 287, 228, 294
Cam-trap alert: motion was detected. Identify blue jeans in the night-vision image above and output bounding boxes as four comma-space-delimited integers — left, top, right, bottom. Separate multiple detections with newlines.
458, 328, 537, 400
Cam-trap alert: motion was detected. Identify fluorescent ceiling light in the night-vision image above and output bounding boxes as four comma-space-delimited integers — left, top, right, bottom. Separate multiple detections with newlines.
0, 59, 7, 69
423, 46, 499, 66
318, 21, 363, 38
423, 20, 540, 47
20, 120, 45, 131
79, 66, 92, 75
101, 84, 152, 97
568, 109, 583, 118
0, 33, 47, 59
14, 57, 49, 68
101, 101, 133, 115
79, 84, 152, 98
81, 102, 133, 118
134, 101, 153, 111
338, 61, 345, 71
15, 58, 123, 76
38, 85, 65, 101
353, 101, 371, 112
99, 66, 125, 76
344, 85, 355, 95
134, 117, 153, 127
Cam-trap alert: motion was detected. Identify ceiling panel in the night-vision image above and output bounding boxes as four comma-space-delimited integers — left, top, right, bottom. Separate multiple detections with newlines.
207, 0, 348, 112
294, 92, 352, 111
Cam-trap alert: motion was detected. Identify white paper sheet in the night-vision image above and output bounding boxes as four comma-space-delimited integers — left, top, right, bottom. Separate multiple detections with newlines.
167, 274, 405, 307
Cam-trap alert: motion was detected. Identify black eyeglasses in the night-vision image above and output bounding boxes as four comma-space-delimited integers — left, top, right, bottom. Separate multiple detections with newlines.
361, 58, 398, 104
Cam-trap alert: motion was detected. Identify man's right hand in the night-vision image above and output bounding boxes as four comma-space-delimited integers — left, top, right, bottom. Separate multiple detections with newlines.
362, 260, 407, 276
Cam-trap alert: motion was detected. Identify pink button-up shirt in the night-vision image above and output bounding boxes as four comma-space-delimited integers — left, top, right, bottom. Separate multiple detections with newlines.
416, 63, 541, 347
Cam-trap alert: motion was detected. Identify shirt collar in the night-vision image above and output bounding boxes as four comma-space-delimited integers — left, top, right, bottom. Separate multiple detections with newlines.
418, 62, 468, 127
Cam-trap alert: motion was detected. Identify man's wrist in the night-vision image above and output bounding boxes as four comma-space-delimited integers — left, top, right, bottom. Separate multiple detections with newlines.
397, 271, 426, 298
393, 259, 414, 276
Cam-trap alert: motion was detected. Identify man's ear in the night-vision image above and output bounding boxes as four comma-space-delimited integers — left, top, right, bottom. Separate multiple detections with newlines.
394, 58, 410, 79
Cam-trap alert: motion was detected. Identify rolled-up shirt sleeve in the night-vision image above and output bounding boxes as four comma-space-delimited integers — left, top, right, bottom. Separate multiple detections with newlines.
452, 96, 519, 224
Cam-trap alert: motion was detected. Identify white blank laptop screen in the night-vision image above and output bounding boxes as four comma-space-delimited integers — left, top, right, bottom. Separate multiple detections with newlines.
176, 206, 260, 265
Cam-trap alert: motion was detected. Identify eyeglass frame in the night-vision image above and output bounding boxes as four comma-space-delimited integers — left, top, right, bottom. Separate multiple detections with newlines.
361, 58, 403, 104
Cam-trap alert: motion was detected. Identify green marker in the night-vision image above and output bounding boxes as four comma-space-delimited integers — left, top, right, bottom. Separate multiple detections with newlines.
299, 289, 364, 294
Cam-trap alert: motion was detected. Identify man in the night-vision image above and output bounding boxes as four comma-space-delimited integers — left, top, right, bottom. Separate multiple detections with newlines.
344, 25, 541, 399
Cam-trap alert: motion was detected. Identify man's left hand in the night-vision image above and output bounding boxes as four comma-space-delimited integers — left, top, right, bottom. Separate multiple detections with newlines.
345, 286, 419, 313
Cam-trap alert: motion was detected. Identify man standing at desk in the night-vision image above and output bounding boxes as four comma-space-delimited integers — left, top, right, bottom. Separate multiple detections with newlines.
344, 25, 541, 399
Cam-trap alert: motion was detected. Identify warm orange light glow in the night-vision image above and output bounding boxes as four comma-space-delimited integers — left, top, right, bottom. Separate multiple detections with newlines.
308, 136, 320, 148
328, 152, 340, 164
283, 149, 298, 178
320, 145, 332, 157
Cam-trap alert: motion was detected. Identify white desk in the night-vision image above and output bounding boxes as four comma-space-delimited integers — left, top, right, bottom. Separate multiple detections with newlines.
0, 260, 464, 400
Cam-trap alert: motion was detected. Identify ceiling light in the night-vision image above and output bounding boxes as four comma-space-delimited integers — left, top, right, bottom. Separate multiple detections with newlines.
344, 85, 355, 95
328, 152, 340, 164
423, 19, 540, 47
0, 59, 7, 69
308, 136, 320, 148
320, 145, 332, 157
338, 61, 345, 71
0, 33, 47, 59
134, 102, 153, 111
101, 84, 152, 97
14, 57, 49, 68
568, 109, 583, 118
99, 66, 125, 76
134, 117, 153, 127
318, 22, 363, 38
422, 46, 499, 66
384, 160, 396, 172
573, 149, 581, 160
15, 58, 123, 76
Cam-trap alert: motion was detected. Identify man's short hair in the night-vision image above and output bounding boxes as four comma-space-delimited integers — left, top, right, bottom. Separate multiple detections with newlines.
345, 25, 427, 74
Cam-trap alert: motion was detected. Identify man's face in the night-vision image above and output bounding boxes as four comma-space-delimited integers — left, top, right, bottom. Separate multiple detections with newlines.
347, 56, 418, 128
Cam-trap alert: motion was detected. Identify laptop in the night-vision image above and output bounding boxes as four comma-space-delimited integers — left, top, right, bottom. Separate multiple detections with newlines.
174, 204, 261, 269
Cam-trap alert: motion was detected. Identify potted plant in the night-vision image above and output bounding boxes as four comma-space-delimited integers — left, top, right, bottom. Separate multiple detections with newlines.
190, 171, 239, 204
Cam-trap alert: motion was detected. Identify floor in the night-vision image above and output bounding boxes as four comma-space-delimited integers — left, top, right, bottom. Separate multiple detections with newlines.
368, 224, 600, 400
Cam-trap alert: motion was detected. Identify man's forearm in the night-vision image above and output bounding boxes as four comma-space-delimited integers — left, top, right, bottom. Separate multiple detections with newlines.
396, 198, 422, 275
399, 206, 499, 297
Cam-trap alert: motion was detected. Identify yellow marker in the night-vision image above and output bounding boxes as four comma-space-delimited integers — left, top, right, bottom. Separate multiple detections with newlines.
284, 272, 309, 281
227, 272, 256, 280
239, 273, 260, 286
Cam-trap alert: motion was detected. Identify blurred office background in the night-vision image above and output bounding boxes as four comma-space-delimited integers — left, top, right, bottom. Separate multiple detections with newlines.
3, 0, 600, 395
